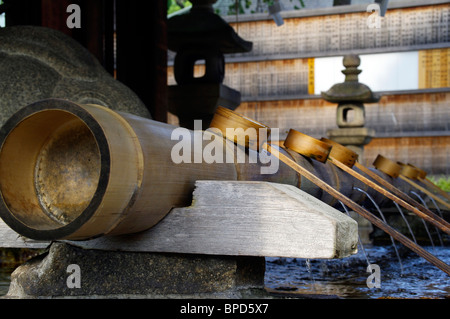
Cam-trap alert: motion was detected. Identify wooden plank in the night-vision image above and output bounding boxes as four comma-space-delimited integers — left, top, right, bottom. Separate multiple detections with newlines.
64, 181, 358, 259
0, 221, 49, 249
0, 181, 358, 259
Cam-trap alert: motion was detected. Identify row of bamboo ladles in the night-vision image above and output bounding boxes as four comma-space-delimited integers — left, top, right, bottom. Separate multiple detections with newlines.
210, 106, 450, 276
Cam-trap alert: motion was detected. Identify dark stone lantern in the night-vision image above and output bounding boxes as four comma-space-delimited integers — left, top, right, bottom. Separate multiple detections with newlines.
322, 55, 380, 161
168, 0, 253, 130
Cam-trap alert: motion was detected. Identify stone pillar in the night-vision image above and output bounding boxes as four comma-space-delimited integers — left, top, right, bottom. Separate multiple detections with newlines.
322, 55, 380, 163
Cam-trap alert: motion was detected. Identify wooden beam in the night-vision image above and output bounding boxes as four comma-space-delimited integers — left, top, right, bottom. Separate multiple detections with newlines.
0, 181, 359, 259
0, 221, 49, 249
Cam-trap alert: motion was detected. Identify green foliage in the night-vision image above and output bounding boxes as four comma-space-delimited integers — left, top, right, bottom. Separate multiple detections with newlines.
227, 0, 252, 15
168, 0, 192, 15
218, 0, 306, 16
429, 176, 450, 192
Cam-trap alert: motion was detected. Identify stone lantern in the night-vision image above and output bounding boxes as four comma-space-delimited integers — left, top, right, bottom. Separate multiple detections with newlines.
168, 0, 252, 130
322, 55, 380, 162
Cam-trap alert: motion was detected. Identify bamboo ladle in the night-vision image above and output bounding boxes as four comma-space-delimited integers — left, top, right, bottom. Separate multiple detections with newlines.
316, 137, 450, 233
282, 130, 450, 234
373, 155, 450, 211
209, 106, 450, 276
409, 164, 450, 202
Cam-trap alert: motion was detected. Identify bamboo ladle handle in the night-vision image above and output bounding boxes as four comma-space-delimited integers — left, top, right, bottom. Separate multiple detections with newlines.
284, 131, 450, 233
399, 175, 450, 210
263, 143, 450, 276
316, 139, 450, 234
209, 108, 450, 276
407, 163, 450, 201
420, 178, 450, 202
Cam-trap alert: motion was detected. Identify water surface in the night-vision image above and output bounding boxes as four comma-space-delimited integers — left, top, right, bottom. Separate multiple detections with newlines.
1, 245, 448, 298
265, 245, 450, 299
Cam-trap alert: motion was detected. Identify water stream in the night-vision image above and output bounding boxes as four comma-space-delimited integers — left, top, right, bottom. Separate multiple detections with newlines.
265, 189, 450, 299
265, 245, 450, 299
353, 187, 404, 275
1, 245, 449, 298
411, 191, 444, 247
392, 201, 417, 244
1, 191, 448, 299
339, 200, 372, 268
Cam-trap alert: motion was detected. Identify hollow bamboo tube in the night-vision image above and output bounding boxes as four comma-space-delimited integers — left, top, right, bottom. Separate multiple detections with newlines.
209, 108, 450, 276
0, 101, 361, 241
0, 101, 364, 241
0, 99, 238, 240
317, 139, 450, 234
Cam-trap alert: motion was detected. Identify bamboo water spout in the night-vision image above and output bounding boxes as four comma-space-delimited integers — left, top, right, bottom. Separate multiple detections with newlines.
0, 100, 439, 244
0, 100, 356, 241
0, 99, 238, 240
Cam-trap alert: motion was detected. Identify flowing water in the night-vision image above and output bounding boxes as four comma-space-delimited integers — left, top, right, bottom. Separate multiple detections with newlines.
1, 245, 449, 298
265, 245, 450, 299
353, 187, 405, 275
411, 191, 444, 247
265, 190, 450, 299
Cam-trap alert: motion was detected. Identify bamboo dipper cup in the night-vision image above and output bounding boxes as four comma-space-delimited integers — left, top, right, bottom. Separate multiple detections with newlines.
209, 107, 450, 276
209, 106, 270, 151
315, 139, 450, 234
373, 156, 450, 210
407, 163, 450, 202
397, 163, 450, 210
372, 155, 403, 178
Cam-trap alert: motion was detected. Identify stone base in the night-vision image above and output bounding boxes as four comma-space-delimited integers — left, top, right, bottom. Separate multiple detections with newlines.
6, 242, 266, 299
